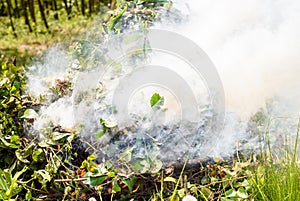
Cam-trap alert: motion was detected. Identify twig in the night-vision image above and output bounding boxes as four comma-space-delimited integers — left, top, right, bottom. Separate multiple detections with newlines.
201, 175, 248, 187
80, 138, 98, 152
184, 175, 188, 194
54, 178, 87, 182
49, 147, 77, 170
22, 183, 49, 195
60, 170, 94, 193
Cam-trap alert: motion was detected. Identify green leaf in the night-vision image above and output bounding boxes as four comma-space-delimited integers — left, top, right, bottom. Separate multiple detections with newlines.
225, 189, 237, 198
177, 188, 185, 198
32, 148, 43, 162
0, 137, 19, 149
200, 186, 213, 199
87, 154, 97, 161
107, 171, 115, 178
150, 93, 164, 108
25, 190, 32, 200
112, 179, 121, 193
163, 176, 177, 183
0, 169, 9, 191
104, 120, 117, 128
95, 130, 105, 138
36, 170, 51, 181
201, 176, 210, 185
5, 166, 28, 198
3, 170, 12, 186
90, 176, 107, 186
10, 135, 20, 145
131, 159, 150, 173
15, 150, 30, 163
98, 118, 109, 137
80, 160, 87, 169
10, 85, 17, 93
122, 176, 136, 193
21, 109, 38, 119
100, 118, 117, 129
108, 5, 127, 31
52, 132, 71, 141
149, 158, 163, 173
237, 187, 248, 198
33, 169, 51, 187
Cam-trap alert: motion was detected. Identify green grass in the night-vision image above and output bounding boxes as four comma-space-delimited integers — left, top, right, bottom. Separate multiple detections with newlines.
251, 121, 300, 201
0, 8, 109, 65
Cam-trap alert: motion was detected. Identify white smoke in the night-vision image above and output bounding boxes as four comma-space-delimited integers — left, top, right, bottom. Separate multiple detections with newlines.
25, 0, 300, 162
160, 0, 300, 156
27, 46, 70, 96
171, 0, 300, 117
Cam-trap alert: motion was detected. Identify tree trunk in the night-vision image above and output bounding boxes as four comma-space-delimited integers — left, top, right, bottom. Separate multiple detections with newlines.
43, 0, 49, 15
20, 0, 32, 32
63, 0, 72, 19
52, 0, 58, 20
81, 0, 85, 16
6, 0, 17, 37
74, 0, 80, 14
37, 0, 49, 30
68, 0, 72, 17
88, 0, 93, 15
28, 0, 36, 23
13, 0, 20, 18
0, 0, 5, 16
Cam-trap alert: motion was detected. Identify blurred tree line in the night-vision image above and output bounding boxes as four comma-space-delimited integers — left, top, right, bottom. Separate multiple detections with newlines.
1, 0, 114, 37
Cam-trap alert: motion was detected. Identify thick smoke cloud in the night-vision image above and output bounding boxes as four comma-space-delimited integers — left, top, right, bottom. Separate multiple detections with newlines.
26, 0, 300, 161
172, 0, 300, 117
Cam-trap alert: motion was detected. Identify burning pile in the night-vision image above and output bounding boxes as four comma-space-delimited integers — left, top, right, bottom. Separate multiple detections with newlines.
25, 0, 300, 173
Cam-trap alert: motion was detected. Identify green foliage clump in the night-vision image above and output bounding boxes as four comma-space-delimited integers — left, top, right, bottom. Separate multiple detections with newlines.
251, 121, 300, 201
0, 60, 26, 160
104, 0, 175, 33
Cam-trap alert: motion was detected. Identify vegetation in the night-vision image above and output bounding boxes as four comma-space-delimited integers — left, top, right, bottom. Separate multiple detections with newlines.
1, 0, 110, 65
1, 0, 111, 34
1, 0, 300, 200
251, 122, 300, 201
